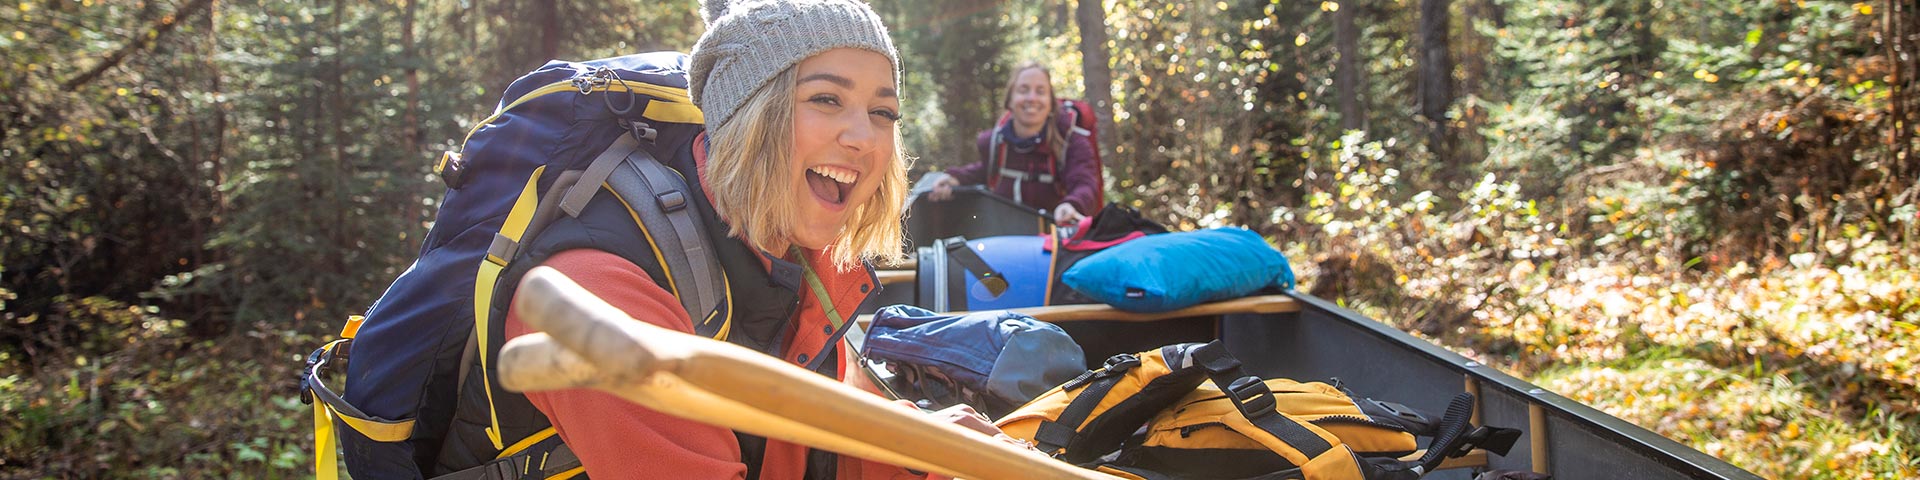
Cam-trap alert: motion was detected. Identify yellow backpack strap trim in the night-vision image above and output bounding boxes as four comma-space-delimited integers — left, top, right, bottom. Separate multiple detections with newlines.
472, 165, 549, 450
307, 337, 418, 480
304, 339, 419, 441
435, 427, 579, 480
461, 79, 702, 148
496, 427, 559, 459
314, 396, 338, 480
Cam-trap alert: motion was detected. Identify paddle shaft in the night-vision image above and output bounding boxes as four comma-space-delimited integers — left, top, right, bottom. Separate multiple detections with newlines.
497, 266, 1111, 480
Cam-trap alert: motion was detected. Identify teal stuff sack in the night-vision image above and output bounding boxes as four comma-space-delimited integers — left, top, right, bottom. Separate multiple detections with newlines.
1060, 227, 1293, 312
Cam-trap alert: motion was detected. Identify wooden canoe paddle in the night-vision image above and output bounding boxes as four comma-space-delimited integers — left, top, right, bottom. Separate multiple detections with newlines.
495, 266, 1113, 480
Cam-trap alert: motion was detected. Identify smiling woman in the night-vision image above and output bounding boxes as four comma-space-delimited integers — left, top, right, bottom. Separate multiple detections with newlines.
485, 0, 928, 479
924, 61, 1102, 227
706, 48, 907, 268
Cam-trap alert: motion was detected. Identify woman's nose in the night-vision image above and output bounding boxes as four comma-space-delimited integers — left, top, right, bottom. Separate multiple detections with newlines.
838, 110, 876, 153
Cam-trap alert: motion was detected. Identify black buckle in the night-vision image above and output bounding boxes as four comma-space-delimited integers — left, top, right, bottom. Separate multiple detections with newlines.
1227, 376, 1275, 419
436, 151, 467, 189
619, 119, 658, 143
1099, 353, 1140, 373
1371, 399, 1428, 425
297, 345, 330, 405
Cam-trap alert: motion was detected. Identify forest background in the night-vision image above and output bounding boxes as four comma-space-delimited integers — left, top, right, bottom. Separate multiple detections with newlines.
1, 0, 1916, 477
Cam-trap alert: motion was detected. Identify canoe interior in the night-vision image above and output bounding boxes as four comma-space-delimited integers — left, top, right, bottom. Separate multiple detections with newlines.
1217, 293, 1758, 480
866, 195, 1758, 479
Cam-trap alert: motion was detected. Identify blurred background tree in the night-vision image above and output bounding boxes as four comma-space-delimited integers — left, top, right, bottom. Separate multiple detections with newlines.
1, 0, 1914, 477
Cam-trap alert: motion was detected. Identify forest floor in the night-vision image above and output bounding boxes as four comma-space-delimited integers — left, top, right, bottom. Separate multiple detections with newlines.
1293, 237, 1919, 479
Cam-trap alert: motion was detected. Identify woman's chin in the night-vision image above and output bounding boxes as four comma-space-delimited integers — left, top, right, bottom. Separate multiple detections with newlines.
788, 220, 847, 253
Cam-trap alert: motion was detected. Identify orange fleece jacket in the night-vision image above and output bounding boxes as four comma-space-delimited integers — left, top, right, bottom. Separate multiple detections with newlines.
502, 248, 921, 480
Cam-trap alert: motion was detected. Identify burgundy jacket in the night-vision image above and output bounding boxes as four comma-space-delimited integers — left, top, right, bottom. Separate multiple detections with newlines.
944, 113, 1099, 213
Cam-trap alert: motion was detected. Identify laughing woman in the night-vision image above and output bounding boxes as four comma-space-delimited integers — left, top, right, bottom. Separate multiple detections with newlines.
925, 61, 1101, 226
497, 0, 927, 478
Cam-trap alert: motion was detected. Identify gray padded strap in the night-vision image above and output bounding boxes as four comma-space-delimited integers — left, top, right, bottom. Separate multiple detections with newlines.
561, 134, 642, 218
604, 149, 724, 327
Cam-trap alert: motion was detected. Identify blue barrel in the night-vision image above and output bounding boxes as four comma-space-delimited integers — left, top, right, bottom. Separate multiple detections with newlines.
958, 235, 1052, 309
913, 234, 1055, 312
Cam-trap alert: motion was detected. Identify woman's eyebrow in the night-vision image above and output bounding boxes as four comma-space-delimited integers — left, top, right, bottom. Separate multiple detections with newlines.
799, 73, 897, 99
799, 73, 854, 89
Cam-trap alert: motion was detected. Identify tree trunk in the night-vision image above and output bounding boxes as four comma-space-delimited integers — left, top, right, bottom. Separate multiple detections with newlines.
404, 0, 421, 153
1890, 0, 1911, 170
1076, 0, 1117, 164
331, 0, 349, 277
1335, 0, 1363, 131
1418, 0, 1453, 161
540, 0, 562, 62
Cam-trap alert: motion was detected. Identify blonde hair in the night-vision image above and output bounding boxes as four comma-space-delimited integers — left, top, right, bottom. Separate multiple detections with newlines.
1001, 61, 1067, 163
705, 67, 909, 270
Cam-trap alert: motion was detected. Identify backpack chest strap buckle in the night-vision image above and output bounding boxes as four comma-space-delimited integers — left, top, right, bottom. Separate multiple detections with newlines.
998, 167, 1054, 183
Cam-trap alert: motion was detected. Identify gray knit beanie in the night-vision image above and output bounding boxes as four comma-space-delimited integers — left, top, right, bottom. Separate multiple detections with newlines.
689, 0, 900, 131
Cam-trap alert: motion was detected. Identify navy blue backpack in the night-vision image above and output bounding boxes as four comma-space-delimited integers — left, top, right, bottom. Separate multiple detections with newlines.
299, 52, 726, 480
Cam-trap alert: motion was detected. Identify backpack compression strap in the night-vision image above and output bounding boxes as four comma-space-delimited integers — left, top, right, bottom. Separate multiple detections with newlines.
1192, 345, 1371, 480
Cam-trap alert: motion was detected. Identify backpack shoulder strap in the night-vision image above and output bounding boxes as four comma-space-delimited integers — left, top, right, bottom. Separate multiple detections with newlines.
1062, 100, 1091, 137
568, 131, 726, 332
457, 131, 726, 454
987, 126, 1005, 190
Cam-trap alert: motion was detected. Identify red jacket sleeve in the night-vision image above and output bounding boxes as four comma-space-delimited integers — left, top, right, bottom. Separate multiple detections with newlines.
1056, 132, 1101, 213
503, 249, 749, 479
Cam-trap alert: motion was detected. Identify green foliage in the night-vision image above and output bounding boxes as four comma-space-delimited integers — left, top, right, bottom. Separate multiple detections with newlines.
0, 295, 317, 477
1096, 0, 1342, 229
870, 0, 1029, 171
2, 0, 1917, 477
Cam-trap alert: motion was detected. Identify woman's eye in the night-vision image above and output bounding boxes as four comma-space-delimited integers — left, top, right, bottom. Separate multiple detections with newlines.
871, 109, 902, 122
810, 95, 841, 106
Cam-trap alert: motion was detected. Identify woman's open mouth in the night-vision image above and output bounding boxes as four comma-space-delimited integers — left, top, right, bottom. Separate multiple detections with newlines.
806, 164, 859, 207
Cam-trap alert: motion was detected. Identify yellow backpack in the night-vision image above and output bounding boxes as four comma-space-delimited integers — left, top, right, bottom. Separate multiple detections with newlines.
996, 341, 1519, 480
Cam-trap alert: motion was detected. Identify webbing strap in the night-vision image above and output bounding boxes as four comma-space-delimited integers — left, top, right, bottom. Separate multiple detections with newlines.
940, 236, 1009, 297
1190, 341, 1339, 466
315, 395, 338, 480
604, 146, 723, 328
432, 429, 581, 480
1034, 373, 1125, 455
307, 339, 413, 480
306, 369, 417, 440
560, 134, 641, 217
472, 166, 548, 451
997, 167, 1055, 183
1214, 375, 1334, 461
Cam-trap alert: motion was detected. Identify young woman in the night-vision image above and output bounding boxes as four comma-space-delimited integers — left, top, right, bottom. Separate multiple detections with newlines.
499, 1, 934, 478
926, 61, 1101, 226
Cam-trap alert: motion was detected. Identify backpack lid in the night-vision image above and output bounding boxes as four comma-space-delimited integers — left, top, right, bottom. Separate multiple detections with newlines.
865, 305, 1085, 417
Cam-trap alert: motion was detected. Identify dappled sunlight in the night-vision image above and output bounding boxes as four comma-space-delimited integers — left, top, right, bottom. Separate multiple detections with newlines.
1289, 134, 1919, 477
